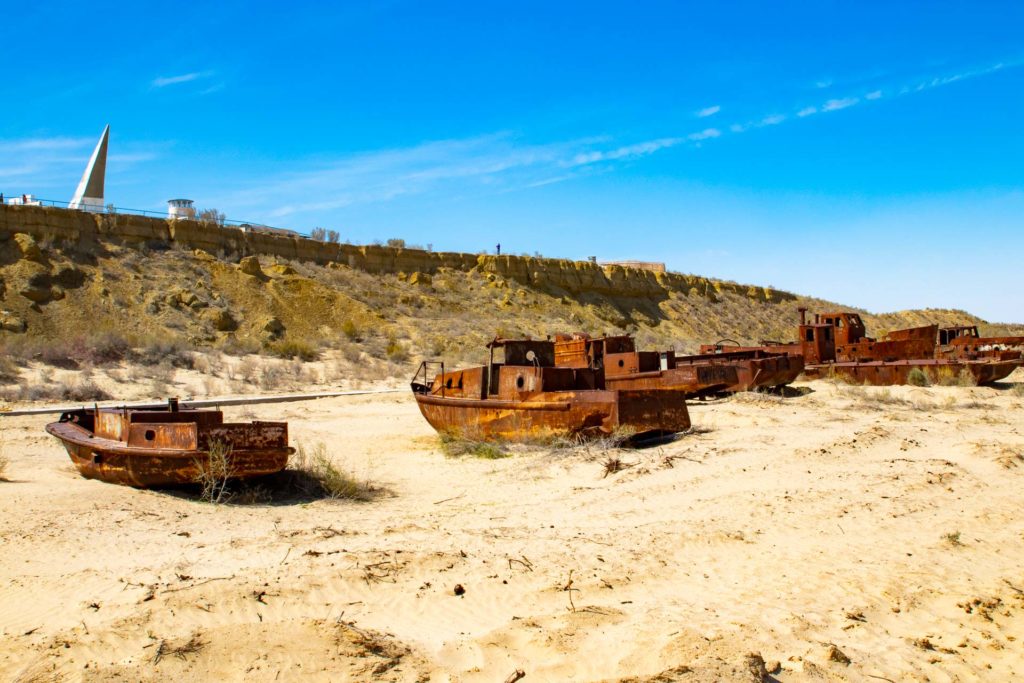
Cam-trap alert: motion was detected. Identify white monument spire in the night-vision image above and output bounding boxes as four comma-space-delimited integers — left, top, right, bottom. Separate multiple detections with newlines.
69, 125, 109, 211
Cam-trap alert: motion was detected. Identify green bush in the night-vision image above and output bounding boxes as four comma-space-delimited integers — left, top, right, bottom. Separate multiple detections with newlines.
907, 368, 930, 387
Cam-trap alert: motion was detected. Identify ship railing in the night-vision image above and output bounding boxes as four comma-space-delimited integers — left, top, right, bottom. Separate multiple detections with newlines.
411, 360, 446, 397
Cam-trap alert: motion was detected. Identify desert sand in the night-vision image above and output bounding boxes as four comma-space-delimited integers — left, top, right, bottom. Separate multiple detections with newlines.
2, 371, 1024, 682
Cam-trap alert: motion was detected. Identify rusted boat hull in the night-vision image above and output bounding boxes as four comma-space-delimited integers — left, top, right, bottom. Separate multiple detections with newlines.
45, 406, 293, 488
603, 364, 738, 395
413, 389, 691, 441
803, 359, 1019, 386
676, 351, 804, 392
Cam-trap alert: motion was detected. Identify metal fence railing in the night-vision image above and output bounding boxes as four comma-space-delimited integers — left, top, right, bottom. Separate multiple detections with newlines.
0, 195, 290, 233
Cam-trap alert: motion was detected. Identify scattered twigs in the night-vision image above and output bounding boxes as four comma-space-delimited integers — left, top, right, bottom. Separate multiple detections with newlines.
161, 576, 232, 594
362, 556, 402, 585
601, 456, 635, 478
504, 669, 526, 683
562, 570, 580, 613
508, 556, 534, 572
152, 633, 205, 664
313, 525, 346, 538
433, 493, 465, 505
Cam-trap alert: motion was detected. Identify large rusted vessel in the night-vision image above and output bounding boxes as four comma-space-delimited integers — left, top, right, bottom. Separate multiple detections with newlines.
410, 338, 691, 441
552, 334, 738, 394
700, 309, 1019, 386
45, 399, 293, 488
551, 333, 801, 393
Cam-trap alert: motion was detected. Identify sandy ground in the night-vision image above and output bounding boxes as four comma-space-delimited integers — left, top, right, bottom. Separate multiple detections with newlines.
2, 371, 1024, 682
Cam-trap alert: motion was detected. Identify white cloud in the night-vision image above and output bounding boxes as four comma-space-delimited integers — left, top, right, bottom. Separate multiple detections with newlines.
688, 128, 721, 141
797, 106, 817, 117
822, 97, 859, 112
151, 71, 212, 88
759, 114, 786, 126
697, 105, 721, 118
865, 90, 882, 100
569, 137, 683, 166
815, 79, 833, 89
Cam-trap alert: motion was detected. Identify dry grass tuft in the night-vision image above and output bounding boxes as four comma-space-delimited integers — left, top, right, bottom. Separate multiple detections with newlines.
289, 442, 377, 500
152, 632, 205, 664
943, 531, 964, 547
438, 432, 511, 459
193, 440, 233, 504
0, 433, 7, 482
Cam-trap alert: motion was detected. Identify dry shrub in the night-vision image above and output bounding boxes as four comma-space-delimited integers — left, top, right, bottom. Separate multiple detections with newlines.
907, 367, 930, 387
59, 380, 113, 402
193, 440, 233, 504
267, 339, 318, 362
342, 319, 361, 341
0, 433, 8, 482
0, 355, 19, 384
289, 442, 376, 500
934, 366, 977, 387
439, 432, 511, 459
131, 338, 194, 368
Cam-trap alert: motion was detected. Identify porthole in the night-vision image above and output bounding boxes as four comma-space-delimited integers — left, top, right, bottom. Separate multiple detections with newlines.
144, 429, 156, 441
516, 376, 525, 389
618, 359, 625, 368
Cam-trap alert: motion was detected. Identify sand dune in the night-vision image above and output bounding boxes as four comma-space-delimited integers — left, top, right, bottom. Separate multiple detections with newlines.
2, 373, 1024, 681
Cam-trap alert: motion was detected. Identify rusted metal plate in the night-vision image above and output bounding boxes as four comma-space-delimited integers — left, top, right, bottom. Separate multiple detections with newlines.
45, 405, 293, 488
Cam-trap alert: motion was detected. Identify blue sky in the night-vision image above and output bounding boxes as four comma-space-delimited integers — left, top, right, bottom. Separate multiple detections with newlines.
3, 1, 1023, 321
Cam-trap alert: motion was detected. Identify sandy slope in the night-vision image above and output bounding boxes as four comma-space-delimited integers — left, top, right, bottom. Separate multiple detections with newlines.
2, 372, 1024, 682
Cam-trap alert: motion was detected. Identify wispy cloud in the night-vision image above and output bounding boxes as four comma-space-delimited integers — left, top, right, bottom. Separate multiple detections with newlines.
151, 71, 213, 88
822, 97, 859, 112
210, 56, 1022, 221
0, 134, 162, 193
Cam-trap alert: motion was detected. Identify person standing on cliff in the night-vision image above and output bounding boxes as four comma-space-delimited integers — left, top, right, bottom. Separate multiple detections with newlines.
496, 243, 501, 256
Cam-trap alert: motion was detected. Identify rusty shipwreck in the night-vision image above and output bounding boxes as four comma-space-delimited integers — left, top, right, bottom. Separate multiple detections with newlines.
551, 333, 802, 394
410, 338, 691, 441
45, 398, 294, 488
700, 309, 1020, 386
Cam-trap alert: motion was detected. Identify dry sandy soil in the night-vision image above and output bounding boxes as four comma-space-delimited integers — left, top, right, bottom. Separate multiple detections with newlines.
2, 371, 1024, 682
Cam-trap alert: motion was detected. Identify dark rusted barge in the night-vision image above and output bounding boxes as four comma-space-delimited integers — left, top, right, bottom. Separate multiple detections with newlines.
410, 338, 691, 441
45, 399, 293, 488
552, 334, 740, 395
700, 309, 1020, 386
672, 347, 804, 392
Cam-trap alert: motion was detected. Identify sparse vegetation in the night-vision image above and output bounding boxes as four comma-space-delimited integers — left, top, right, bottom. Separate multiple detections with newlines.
907, 368, 930, 387
943, 531, 964, 547
290, 441, 377, 500
193, 439, 233, 504
266, 339, 318, 362
0, 433, 8, 481
439, 432, 511, 459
